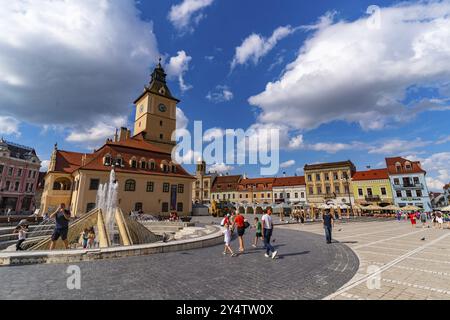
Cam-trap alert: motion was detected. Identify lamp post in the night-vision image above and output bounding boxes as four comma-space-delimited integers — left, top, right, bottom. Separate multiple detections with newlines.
343, 173, 354, 218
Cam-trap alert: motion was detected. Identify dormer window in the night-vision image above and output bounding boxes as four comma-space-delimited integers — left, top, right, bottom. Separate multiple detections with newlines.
405, 162, 412, 171
149, 160, 156, 171
130, 157, 137, 169
115, 155, 123, 167
395, 162, 402, 172
140, 158, 147, 169
104, 154, 112, 166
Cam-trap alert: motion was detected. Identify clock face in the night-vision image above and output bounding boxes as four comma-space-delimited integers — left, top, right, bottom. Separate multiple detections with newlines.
159, 104, 167, 112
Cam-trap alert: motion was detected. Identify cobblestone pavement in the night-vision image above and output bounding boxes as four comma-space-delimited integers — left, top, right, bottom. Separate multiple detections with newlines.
278, 219, 450, 300
0, 226, 358, 300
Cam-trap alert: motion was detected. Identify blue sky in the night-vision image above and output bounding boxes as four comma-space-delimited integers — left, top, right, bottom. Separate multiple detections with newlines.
0, 0, 449, 190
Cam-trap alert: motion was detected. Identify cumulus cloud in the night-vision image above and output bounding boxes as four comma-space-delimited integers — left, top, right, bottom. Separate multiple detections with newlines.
206, 85, 234, 103
203, 128, 225, 142
208, 163, 234, 174
166, 50, 193, 92
66, 116, 127, 149
249, 2, 450, 131
168, 0, 214, 32
39, 160, 50, 172
280, 160, 296, 169
368, 139, 431, 155
231, 26, 296, 69
0, 116, 20, 136
0, 0, 159, 135
176, 107, 189, 130
407, 152, 450, 191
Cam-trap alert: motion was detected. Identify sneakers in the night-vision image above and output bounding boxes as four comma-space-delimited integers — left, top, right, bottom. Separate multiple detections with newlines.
223, 252, 227, 255
272, 251, 278, 259
264, 253, 270, 258
252, 244, 257, 248
231, 253, 238, 257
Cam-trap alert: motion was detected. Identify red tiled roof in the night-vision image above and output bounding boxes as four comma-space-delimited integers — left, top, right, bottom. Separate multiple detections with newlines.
238, 178, 276, 192
386, 157, 426, 175
211, 175, 242, 192
352, 169, 389, 181
273, 176, 306, 187
54, 150, 85, 174
52, 136, 194, 179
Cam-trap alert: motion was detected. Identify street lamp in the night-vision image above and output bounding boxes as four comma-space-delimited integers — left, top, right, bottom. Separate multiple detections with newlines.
343, 172, 354, 218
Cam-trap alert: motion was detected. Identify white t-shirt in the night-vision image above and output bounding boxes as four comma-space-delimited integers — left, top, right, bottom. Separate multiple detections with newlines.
262, 214, 273, 230
223, 228, 231, 244
18, 230, 26, 240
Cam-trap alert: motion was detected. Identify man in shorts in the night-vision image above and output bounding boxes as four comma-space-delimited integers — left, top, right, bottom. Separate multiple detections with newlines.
49, 203, 71, 250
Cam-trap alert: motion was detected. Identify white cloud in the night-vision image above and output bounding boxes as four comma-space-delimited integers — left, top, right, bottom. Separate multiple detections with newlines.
206, 85, 234, 103
208, 163, 234, 174
166, 50, 193, 92
0, 0, 159, 136
66, 116, 127, 148
168, 0, 214, 32
231, 25, 296, 69
249, 2, 450, 131
0, 116, 20, 136
176, 107, 189, 130
280, 160, 296, 168
368, 139, 430, 155
40, 160, 50, 172
408, 152, 450, 191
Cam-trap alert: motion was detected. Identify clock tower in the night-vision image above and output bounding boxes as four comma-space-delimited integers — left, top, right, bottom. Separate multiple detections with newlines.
133, 61, 180, 154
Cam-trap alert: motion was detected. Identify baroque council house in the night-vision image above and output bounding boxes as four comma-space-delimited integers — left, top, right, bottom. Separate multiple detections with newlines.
40, 63, 195, 216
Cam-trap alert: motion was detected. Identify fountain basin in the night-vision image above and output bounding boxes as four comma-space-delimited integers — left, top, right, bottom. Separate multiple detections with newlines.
0, 225, 222, 266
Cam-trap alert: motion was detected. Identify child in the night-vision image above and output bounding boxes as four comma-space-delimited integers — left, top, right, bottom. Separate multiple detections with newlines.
223, 222, 237, 257
14, 223, 28, 251
252, 217, 262, 248
88, 227, 96, 248
81, 228, 89, 249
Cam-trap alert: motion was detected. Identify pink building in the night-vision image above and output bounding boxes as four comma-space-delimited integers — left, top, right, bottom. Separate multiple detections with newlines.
0, 139, 41, 214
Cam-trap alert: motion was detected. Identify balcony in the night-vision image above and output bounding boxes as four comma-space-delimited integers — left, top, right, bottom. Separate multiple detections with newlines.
365, 195, 381, 202
393, 183, 423, 189
324, 194, 336, 200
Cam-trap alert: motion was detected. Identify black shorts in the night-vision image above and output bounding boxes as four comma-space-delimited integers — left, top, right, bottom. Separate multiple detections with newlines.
237, 227, 245, 237
52, 228, 69, 241
256, 232, 262, 238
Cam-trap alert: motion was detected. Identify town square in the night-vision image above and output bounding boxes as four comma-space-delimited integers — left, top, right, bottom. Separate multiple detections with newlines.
0, 0, 450, 308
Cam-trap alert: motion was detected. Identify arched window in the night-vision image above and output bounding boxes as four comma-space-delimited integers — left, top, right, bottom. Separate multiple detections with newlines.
125, 179, 136, 192
149, 160, 156, 171
140, 158, 147, 169
115, 155, 123, 167
104, 154, 112, 166
53, 177, 72, 191
130, 157, 137, 169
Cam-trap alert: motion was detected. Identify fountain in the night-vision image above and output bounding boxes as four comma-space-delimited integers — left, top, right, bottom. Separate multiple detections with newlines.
96, 169, 119, 245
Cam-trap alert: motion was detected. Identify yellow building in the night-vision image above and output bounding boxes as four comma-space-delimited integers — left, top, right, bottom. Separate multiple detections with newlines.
192, 160, 216, 204
40, 63, 195, 216
304, 161, 356, 206
352, 169, 394, 206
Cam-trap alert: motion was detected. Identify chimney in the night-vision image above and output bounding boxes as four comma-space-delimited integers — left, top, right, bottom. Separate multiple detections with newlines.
126, 129, 131, 140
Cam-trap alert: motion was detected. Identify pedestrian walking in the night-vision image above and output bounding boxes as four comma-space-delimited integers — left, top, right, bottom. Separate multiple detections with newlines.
49, 203, 71, 250
323, 209, 334, 244
261, 209, 278, 259
223, 222, 237, 257
420, 211, 427, 228
233, 212, 246, 253
409, 212, 417, 228
252, 217, 262, 248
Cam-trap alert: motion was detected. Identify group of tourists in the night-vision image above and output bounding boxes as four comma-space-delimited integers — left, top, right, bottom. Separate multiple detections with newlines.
401, 210, 450, 229
221, 209, 278, 259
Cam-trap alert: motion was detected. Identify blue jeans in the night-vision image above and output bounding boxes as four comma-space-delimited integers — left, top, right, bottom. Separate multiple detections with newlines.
324, 226, 332, 243
263, 228, 275, 254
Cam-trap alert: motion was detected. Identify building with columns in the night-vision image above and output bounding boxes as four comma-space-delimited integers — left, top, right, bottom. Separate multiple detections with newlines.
40, 63, 195, 216
304, 161, 356, 208
0, 139, 41, 214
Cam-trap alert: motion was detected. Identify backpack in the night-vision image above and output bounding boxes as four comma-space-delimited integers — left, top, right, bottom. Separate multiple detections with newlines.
220, 218, 226, 227
244, 221, 250, 229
